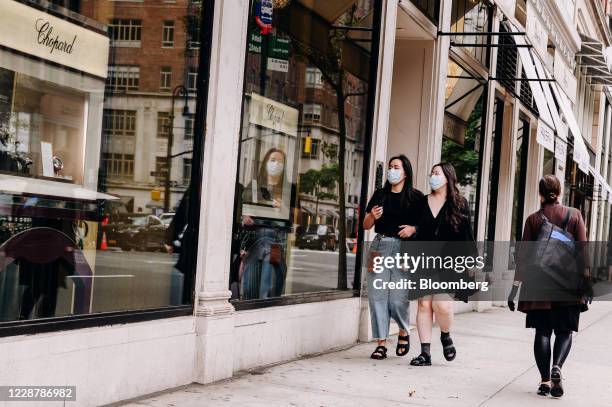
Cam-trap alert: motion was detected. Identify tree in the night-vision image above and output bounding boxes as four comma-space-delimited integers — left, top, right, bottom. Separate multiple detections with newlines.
300, 164, 339, 219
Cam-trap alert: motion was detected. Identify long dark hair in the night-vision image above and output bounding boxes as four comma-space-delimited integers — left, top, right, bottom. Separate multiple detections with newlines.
433, 162, 466, 232
383, 155, 422, 208
258, 148, 286, 199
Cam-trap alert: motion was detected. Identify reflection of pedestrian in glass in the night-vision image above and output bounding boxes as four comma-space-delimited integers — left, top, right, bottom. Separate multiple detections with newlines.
363, 155, 422, 360
237, 148, 288, 300
242, 148, 286, 208
409, 163, 475, 367
165, 186, 192, 304
508, 175, 588, 398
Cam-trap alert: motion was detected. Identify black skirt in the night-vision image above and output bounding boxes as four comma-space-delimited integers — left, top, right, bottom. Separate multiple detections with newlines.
526, 305, 582, 332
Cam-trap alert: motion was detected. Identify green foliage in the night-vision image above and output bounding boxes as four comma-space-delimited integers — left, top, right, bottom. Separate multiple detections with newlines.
300, 164, 339, 201
441, 96, 483, 185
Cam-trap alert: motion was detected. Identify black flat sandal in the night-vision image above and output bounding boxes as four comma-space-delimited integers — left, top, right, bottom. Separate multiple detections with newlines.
550, 366, 564, 398
441, 335, 456, 361
409, 353, 431, 366
537, 382, 551, 396
370, 345, 387, 360
396, 334, 410, 357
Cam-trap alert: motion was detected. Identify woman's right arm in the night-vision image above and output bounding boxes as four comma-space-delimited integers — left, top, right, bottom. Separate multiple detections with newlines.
363, 190, 382, 230
363, 211, 377, 230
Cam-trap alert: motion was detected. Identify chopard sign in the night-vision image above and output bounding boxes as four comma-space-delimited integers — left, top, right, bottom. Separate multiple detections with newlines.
35, 18, 76, 55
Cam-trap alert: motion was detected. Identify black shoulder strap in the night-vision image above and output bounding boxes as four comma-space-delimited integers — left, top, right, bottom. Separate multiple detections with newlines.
538, 209, 549, 224
562, 207, 573, 231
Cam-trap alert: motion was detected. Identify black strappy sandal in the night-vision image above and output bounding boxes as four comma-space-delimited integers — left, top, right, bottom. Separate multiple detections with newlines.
396, 334, 410, 357
409, 353, 431, 366
537, 382, 551, 396
550, 366, 564, 397
441, 334, 456, 361
370, 345, 387, 360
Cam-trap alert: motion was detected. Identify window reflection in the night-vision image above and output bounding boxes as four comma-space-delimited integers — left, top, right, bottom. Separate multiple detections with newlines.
0, 0, 204, 321
230, 1, 376, 300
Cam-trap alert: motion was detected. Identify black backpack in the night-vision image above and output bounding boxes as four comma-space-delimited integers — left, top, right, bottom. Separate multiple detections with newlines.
527, 207, 584, 300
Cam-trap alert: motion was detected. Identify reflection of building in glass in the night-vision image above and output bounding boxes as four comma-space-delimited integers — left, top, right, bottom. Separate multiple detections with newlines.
80, 0, 200, 212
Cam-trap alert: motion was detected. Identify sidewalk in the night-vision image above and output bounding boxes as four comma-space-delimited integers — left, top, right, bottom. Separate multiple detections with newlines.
116, 303, 612, 407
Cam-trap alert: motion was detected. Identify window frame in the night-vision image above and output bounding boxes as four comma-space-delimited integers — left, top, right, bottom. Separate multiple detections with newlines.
160, 66, 173, 91
229, 0, 384, 309
162, 20, 175, 48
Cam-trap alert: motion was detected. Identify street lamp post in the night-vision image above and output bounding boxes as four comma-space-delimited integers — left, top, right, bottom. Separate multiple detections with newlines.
164, 85, 190, 212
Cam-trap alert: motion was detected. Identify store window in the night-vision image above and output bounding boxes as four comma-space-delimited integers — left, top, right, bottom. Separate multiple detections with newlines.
450, 0, 492, 66
0, 0, 210, 330
230, 0, 381, 303
442, 59, 486, 233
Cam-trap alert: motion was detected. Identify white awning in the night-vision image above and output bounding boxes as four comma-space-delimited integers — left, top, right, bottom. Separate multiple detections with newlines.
589, 165, 612, 200
549, 81, 591, 173
508, 23, 555, 153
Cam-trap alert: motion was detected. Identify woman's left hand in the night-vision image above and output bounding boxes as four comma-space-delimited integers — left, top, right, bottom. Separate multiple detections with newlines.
398, 225, 416, 239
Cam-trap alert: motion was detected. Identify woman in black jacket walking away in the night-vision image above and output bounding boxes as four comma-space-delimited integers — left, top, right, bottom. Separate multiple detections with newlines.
508, 175, 589, 398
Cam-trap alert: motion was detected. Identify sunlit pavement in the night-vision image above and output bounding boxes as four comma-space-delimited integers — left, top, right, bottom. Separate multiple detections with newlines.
114, 302, 612, 407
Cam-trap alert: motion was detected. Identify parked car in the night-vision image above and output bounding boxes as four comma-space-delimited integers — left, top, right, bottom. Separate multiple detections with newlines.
159, 212, 175, 226
114, 214, 167, 252
296, 224, 338, 251
100, 200, 131, 249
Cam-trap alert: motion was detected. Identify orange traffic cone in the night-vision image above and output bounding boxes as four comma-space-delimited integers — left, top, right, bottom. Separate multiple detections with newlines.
101, 231, 108, 250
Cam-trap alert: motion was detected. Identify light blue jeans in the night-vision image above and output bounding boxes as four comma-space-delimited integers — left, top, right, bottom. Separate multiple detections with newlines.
367, 235, 410, 339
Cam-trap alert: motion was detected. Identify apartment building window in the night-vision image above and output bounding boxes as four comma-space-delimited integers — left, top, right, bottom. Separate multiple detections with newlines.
160, 67, 172, 90
103, 153, 135, 178
184, 117, 194, 139
305, 67, 323, 88
162, 21, 175, 47
106, 65, 140, 91
102, 109, 137, 180
301, 138, 320, 159
109, 19, 142, 46
103, 109, 137, 137
187, 68, 198, 91
183, 158, 192, 185
157, 112, 171, 138
155, 157, 168, 185
303, 104, 322, 122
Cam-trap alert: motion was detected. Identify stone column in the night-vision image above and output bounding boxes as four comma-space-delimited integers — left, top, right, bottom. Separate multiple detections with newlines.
193, 0, 250, 384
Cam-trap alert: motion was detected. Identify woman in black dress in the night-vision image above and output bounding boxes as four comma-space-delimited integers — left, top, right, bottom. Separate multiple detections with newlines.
409, 162, 476, 366
508, 175, 589, 397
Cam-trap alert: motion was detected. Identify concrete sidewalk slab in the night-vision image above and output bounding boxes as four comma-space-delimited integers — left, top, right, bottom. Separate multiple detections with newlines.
116, 303, 612, 407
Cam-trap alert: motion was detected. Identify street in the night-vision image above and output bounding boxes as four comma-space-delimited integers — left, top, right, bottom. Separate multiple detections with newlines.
286, 249, 357, 293
116, 302, 612, 407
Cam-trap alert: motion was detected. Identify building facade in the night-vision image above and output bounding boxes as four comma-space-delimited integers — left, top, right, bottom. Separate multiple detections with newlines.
0, 0, 611, 406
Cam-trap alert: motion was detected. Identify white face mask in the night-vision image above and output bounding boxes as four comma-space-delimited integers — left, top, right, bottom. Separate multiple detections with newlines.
266, 160, 284, 177
429, 174, 446, 191
387, 168, 404, 185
